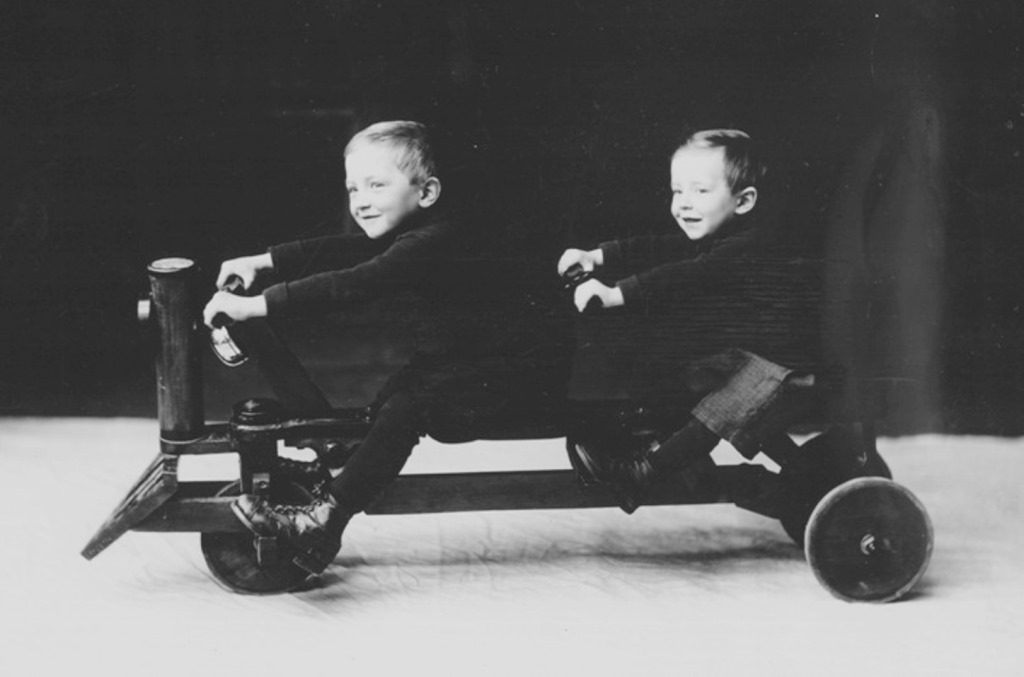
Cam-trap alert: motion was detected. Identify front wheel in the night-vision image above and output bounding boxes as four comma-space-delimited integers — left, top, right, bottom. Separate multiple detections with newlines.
200, 480, 316, 594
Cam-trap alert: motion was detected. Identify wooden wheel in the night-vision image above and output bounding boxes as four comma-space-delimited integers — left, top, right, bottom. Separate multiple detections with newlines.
200, 480, 315, 594
805, 477, 933, 603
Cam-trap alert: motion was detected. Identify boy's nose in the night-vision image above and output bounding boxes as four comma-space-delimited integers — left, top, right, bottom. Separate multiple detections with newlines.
674, 193, 693, 210
350, 192, 371, 210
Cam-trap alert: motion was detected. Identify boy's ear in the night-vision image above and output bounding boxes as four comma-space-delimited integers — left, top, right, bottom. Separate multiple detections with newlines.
418, 177, 442, 208
733, 186, 757, 215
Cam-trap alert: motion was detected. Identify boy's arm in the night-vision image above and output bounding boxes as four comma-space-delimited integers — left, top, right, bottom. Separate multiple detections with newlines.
614, 229, 764, 309
599, 233, 698, 277
262, 224, 448, 317
616, 257, 731, 309
268, 233, 391, 282
203, 233, 392, 327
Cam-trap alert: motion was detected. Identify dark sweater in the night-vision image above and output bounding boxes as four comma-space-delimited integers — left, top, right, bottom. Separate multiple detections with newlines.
571, 218, 821, 401
601, 218, 770, 307
262, 210, 569, 362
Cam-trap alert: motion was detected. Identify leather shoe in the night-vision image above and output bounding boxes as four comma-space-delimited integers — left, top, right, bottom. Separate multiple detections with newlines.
275, 457, 331, 495
568, 440, 657, 514
232, 494, 350, 574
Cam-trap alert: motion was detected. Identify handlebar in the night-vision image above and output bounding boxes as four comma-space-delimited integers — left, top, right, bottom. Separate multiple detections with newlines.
221, 275, 245, 294
560, 264, 603, 313
561, 264, 593, 290
210, 274, 248, 366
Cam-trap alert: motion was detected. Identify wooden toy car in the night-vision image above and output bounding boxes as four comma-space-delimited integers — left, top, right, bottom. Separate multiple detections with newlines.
82, 256, 932, 602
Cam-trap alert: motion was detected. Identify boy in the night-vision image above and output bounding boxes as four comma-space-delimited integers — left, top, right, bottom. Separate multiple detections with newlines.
557, 129, 817, 513
203, 120, 568, 575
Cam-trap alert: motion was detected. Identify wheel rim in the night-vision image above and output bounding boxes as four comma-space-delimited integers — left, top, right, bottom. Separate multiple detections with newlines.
805, 477, 933, 603
201, 480, 316, 595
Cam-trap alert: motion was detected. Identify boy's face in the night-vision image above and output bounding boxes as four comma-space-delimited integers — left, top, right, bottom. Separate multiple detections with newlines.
345, 144, 427, 239
669, 146, 753, 240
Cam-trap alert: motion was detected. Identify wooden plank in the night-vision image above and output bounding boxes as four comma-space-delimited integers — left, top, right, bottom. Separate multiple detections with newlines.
114, 466, 780, 537
133, 497, 247, 533
366, 467, 768, 515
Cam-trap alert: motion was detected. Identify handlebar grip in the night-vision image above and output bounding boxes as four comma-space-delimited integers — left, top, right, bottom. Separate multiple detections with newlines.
221, 275, 245, 294
562, 264, 593, 290
211, 312, 232, 329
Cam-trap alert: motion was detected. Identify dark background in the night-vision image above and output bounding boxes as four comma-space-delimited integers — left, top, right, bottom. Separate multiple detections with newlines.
1, 0, 1021, 433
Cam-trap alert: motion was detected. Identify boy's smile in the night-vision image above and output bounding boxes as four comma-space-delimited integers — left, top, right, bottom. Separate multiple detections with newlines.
345, 144, 427, 239
670, 146, 753, 240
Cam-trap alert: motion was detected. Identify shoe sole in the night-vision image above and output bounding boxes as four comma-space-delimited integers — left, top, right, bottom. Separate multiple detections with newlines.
565, 445, 647, 514
566, 443, 604, 487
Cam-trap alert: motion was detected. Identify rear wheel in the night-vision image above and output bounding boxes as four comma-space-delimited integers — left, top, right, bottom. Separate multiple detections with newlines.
805, 477, 933, 603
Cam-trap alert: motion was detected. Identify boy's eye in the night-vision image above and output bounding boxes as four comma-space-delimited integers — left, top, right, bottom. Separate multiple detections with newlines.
346, 186, 357, 194
370, 181, 385, 189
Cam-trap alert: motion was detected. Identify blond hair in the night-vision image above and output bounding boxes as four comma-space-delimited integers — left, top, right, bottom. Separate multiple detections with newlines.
675, 128, 766, 193
345, 120, 437, 185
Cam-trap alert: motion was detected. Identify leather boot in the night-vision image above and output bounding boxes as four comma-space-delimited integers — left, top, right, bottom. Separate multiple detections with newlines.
275, 457, 331, 495
569, 418, 719, 514
232, 494, 351, 574
273, 442, 356, 494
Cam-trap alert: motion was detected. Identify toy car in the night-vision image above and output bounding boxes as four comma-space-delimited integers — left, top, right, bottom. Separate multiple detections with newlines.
82, 256, 932, 603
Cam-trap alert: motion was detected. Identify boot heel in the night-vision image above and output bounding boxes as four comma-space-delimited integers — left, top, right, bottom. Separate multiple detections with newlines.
567, 442, 603, 486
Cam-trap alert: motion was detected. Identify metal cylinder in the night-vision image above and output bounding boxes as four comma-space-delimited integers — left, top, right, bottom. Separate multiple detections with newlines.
148, 257, 204, 442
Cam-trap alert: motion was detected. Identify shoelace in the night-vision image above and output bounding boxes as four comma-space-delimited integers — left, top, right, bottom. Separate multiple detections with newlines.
263, 501, 324, 517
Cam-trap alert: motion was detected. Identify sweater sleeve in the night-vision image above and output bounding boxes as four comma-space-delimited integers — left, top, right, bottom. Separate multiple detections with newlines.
614, 227, 763, 309
263, 223, 450, 317
617, 256, 731, 308
600, 233, 697, 276
268, 233, 389, 281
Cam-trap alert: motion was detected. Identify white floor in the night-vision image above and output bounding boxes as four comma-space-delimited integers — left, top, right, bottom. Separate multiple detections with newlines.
1, 419, 1021, 676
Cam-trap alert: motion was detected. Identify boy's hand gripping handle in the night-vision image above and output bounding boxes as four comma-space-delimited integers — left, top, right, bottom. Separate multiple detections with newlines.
561, 263, 593, 291
561, 264, 603, 313
210, 275, 243, 325
210, 275, 249, 366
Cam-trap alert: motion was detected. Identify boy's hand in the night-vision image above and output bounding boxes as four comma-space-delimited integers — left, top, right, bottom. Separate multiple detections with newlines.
557, 248, 604, 276
202, 292, 268, 328
216, 253, 273, 291
573, 279, 624, 313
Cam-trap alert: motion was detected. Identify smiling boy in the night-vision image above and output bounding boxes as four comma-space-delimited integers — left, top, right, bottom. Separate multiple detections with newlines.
203, 121, 443, 324
202, 120, 569, 575
558, 129, 760, 313
557, 129, 817, 513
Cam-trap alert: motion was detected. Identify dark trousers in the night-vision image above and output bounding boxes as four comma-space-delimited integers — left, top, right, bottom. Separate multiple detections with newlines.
329, 389, 423, 514
236, 310, 571, 515
329, 355, 570, 514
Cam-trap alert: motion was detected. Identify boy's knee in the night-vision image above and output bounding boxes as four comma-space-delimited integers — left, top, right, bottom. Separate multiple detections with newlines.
375, 391, 426, 425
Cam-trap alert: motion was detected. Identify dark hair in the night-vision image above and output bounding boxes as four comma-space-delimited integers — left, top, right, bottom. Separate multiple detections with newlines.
675, 129, 766, 193
344, 120, 438, 185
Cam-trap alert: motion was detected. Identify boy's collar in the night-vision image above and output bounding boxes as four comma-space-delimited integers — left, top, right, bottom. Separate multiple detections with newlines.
696, 216, 754, 248
388, 207, 439, 238
717, 215, 755, 239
